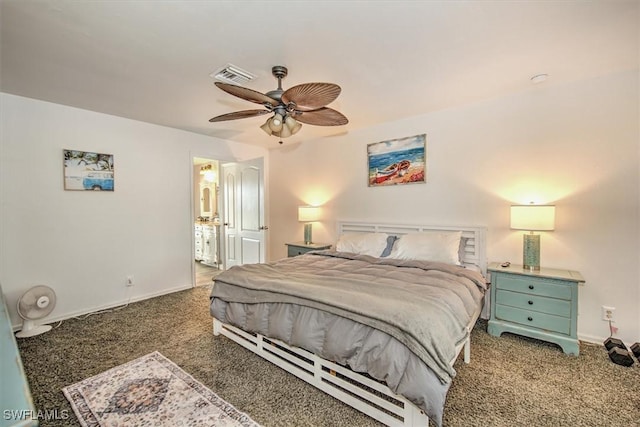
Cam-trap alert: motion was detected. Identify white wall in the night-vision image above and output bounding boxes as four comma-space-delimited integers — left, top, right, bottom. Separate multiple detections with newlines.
269, 70, 639, 344
2, 70, 637, 345
0, 93, 268, 327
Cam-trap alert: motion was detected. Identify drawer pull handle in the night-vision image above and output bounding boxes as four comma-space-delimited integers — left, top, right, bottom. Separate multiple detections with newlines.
527, 316, 533, 321
528, 285, 534, 290
528, 300, 533, 305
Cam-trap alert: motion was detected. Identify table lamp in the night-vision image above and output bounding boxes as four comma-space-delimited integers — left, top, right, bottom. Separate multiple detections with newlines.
510, 204, 555, 271
298, 206, 320, 244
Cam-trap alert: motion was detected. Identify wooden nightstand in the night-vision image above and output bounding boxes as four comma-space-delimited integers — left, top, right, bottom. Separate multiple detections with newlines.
487, 263, 585, 355
285, 242, 332, 257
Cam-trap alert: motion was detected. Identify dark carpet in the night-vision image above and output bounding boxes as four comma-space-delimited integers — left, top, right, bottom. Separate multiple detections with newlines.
16, 285, 640, 426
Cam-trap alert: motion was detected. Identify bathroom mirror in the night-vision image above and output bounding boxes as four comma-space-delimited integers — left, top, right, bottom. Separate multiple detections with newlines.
200, 183, 217, 218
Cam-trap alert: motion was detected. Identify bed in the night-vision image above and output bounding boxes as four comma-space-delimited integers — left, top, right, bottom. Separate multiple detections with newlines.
209, 222, 487, 427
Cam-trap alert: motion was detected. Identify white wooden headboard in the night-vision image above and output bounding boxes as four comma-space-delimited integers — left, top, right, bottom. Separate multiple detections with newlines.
337, 221, 487, 275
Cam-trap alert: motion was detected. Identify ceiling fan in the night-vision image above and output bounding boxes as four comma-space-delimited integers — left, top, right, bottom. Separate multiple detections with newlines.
209, 66, 348, 143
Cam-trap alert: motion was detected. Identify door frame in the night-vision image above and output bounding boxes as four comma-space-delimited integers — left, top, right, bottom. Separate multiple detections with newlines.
189, 150, 233, 288
188, 151, 268, 287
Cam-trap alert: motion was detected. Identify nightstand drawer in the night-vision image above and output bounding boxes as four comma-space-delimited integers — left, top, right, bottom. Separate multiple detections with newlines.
495, 304, 571, 335
496, 289, 571, 317
288, 246, 307, 257
496, 275, 571, 300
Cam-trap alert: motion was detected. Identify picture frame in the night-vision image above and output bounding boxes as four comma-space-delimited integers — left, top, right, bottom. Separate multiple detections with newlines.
63, 149, 114, 191
367, 134, 426, 187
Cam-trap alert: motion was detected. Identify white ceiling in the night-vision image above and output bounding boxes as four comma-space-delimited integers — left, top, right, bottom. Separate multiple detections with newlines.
1, 1, 637, 149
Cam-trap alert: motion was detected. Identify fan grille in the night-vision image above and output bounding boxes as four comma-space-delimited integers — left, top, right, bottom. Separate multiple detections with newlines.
17, 285, 56, 320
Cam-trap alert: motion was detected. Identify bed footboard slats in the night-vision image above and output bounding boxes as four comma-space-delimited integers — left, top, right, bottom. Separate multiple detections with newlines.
213, 319, 429, 427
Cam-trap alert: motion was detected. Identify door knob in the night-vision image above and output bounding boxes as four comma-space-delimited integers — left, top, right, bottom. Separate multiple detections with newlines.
259, 226, 269, 230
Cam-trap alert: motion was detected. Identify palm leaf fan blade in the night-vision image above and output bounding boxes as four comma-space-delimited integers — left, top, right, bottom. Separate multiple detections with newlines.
209, 110, 270, 122
214, 82, 279, 107
282, 83, 341, 111
293, 107, 349, 126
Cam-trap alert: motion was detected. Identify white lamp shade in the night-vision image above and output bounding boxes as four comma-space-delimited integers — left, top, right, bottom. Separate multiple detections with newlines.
510, 205, 555, 231
298, 206, 320, 222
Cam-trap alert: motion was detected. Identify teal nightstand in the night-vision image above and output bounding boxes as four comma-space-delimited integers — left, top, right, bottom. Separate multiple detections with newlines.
487, 263, 585, 355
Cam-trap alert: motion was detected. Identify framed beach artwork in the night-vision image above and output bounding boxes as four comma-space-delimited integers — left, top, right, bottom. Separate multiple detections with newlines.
367, 134, 426, 187
63, 149, 115, 191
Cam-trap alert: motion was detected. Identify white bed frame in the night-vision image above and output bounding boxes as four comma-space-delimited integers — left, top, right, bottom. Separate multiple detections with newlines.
212, 221, 487, 427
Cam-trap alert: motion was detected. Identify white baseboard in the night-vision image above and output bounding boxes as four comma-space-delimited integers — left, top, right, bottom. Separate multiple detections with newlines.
12, 284, 193, 331
11, 284, 616, 349
578, 333, 606, 346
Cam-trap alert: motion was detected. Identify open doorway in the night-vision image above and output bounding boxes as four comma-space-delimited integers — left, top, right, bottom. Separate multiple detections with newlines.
191, 155, 267, 287
193, 157, 222, 286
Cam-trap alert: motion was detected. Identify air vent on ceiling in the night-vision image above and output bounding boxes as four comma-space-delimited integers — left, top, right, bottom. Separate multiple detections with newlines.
210, 64, 256, 85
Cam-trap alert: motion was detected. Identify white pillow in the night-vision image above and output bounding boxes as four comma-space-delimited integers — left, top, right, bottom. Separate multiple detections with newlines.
336, 232, 390, 258
388, 231, 463, 265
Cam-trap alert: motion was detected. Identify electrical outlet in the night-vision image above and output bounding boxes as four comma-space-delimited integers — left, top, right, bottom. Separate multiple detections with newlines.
126, 276, 134, 287
601, 306, 615, 322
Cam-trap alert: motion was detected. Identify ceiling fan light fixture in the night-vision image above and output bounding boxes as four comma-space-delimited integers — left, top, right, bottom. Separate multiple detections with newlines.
268, 113, 284, 132
260, 120, 273, 136
285, 115, 302, 135
279, 124, 292, 138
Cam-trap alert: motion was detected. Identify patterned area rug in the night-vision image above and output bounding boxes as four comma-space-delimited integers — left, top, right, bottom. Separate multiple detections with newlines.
63, 351, 260, 427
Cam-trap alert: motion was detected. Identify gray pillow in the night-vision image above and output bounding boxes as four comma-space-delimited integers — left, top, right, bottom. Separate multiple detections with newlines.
380, 235, 398, 257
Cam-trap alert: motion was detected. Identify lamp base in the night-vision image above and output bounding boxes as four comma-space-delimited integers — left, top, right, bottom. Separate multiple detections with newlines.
523, 233, 540, 270
303, 223, 313, 244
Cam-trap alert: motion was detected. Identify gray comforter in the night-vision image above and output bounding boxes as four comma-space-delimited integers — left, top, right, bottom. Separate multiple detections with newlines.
209, 251, 486, 425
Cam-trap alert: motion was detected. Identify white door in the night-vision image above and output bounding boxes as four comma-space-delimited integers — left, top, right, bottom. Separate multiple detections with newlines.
222, 157, 266, 267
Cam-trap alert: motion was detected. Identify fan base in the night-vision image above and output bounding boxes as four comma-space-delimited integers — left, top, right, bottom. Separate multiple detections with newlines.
272, 65, 288, 79
16, 324, 52, 338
